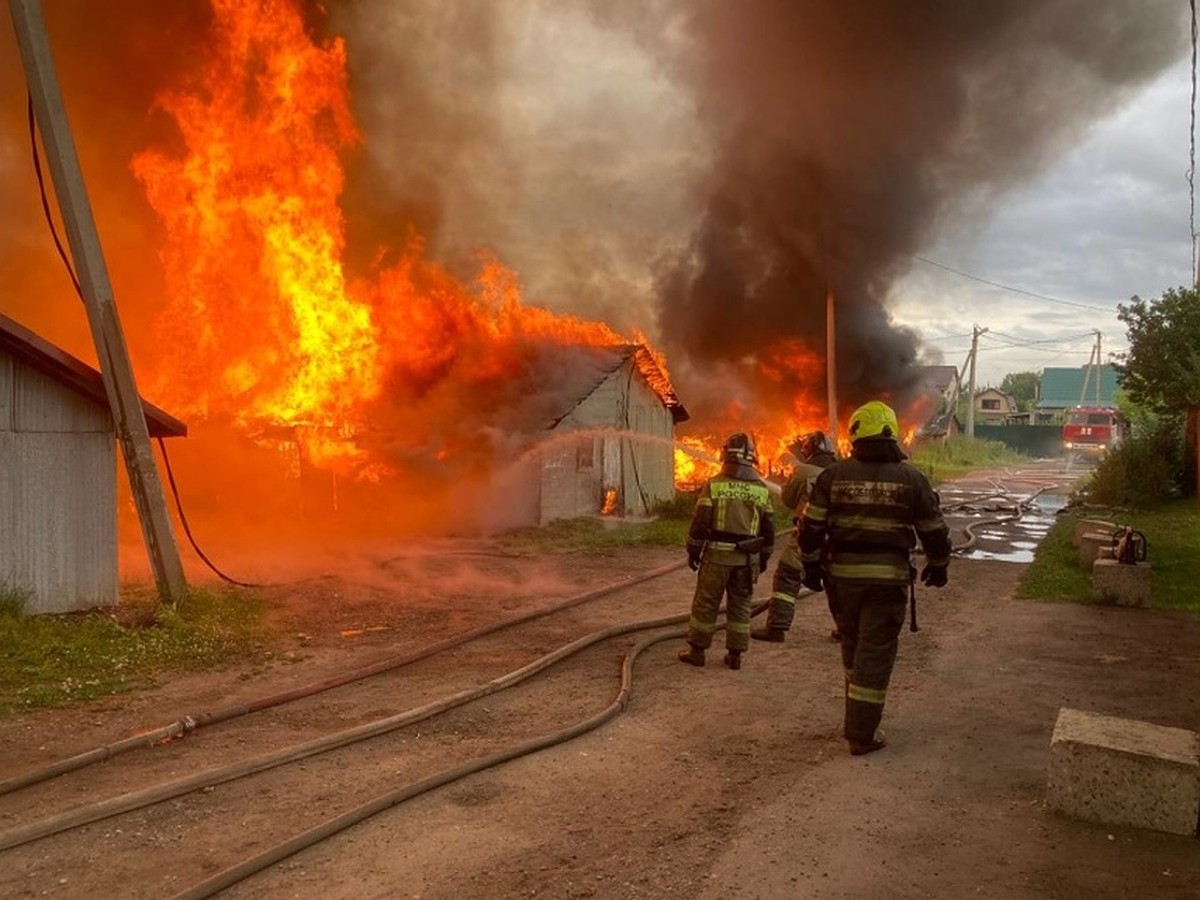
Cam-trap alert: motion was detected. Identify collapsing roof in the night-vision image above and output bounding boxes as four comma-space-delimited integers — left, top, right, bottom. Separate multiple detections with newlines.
0, 312, 186, 438
548, 344, 688, 430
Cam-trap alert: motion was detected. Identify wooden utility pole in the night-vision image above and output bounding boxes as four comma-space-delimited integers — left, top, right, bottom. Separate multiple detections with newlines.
10, 0, 187, 601
826, 289, 839, 441
964, 324, 987, 438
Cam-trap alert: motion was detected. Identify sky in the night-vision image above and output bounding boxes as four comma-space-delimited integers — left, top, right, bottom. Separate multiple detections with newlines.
890, 56, 1196, 388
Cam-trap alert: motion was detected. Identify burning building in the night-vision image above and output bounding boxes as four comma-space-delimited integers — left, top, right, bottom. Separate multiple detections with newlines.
0, 1, 1188, 566
525, 343, 686, 525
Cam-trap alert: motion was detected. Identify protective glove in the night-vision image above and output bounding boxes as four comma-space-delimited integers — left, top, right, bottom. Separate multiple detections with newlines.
758, 552, 770, 574
801, 564, 824, 593
920, 564, 948, 588
687, 549, 701, 571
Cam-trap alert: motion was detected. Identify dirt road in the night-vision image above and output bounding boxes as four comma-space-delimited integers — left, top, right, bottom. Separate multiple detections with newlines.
1, 467, 1198, 899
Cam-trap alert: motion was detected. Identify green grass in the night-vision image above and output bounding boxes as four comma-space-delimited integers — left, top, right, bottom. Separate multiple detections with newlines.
910, 436, 1026, 485
0, 586, 266, 715
1018, 500, 1200, 613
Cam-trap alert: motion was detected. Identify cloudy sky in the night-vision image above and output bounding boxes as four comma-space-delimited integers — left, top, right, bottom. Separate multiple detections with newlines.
891, 55, 1195, 387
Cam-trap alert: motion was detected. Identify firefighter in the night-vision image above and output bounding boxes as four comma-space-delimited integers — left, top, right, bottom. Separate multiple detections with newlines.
678, 433, 776, 670
752, 431, 838, 643
799, 401, 950, 755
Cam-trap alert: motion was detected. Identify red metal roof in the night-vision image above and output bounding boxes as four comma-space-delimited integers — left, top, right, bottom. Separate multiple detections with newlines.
0, 312, 186, 438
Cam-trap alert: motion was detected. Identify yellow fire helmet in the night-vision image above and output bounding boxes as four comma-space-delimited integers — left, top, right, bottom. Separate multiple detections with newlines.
848, 400, 900, 442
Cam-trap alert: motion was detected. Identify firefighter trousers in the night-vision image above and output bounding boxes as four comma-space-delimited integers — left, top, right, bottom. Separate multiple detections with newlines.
686, 560, 754, 651
766, 537, 805, 630
768, 537, 839, 632
831, 580, 908, 744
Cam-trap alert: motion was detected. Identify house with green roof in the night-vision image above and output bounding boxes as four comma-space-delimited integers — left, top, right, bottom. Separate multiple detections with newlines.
1036, 365, 1121, 413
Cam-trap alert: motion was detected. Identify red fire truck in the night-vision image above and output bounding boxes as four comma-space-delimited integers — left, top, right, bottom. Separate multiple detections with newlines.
1062, 406, 1127, 457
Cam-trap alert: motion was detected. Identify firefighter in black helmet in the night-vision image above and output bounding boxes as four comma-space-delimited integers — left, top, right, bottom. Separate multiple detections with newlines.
753, 431, 838, 643
799, 401, 950, 755
678, 433, 776, 670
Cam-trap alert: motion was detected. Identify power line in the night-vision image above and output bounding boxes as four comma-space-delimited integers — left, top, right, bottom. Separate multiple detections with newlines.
982, 330, 1097, 348
1191, 0, 1198, 282
911, 254, 1116, 312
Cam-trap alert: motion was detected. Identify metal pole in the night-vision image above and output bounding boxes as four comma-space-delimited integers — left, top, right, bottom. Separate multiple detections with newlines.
1095, 330, 1102, 406
826, 289, 839, 441
965, 325, 986, 438
9, 0, 187, 601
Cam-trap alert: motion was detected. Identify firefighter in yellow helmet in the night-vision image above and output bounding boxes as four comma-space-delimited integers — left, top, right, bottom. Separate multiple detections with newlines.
678, 433, 776, 670
799, 401, 950, 755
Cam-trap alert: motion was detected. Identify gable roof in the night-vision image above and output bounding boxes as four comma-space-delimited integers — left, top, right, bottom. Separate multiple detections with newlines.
0, 312, 187, 438
1037, 365, 1121, 410
548, 344, 688, 429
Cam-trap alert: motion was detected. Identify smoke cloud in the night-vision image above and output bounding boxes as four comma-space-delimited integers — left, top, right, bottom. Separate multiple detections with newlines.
323, 0, 1186, 424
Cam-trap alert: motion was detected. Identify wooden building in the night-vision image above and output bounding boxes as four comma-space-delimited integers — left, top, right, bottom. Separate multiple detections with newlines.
538, 345, 687, 524
0, 314, 185, 614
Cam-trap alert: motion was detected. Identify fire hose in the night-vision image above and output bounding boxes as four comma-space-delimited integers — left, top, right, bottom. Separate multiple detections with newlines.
0, 594, 801, 866
0, 558, 695, 797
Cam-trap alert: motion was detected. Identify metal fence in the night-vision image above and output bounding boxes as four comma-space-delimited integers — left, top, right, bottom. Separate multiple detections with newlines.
973, 424, 1063, 458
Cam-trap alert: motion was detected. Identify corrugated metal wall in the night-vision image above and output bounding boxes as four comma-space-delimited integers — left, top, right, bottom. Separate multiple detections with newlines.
0, 353, 118, 614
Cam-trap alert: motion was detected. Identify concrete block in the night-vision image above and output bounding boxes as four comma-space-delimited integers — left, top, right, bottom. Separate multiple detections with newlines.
1092, 559, 1152, 608
1078, 532, 1113, 569
1073, 518, 1114, 550
1048, 708, 1200, 837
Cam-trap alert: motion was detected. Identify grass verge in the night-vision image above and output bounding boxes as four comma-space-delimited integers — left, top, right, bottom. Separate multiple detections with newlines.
910, 436, 1026, 485
1018, 500, 1200, 613
0, 586, 266, 716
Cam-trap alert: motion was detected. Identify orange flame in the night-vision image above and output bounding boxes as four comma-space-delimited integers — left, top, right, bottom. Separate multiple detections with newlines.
130, 0, 675, 480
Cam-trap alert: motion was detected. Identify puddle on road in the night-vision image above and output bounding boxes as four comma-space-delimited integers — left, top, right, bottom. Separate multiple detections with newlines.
945, 492, 1068, 563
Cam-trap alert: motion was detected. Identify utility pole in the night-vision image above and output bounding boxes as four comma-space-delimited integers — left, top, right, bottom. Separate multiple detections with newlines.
964, 324, 987, 438
10, 0, 187, 601
1077, 330, 1102, 407
826, 289, 839, 441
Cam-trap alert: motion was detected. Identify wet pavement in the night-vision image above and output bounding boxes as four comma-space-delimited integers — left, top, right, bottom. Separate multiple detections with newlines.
938, 458, 1094, 563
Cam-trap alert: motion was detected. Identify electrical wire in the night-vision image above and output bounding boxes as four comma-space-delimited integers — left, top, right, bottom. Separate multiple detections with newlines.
26, 92, 80, 294
911, 254, 1116, 313
27, 86, 271, 590
1190, 0, 1197, 280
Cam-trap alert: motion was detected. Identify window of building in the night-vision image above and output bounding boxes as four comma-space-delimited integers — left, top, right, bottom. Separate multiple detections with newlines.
981, 399, 1001, 410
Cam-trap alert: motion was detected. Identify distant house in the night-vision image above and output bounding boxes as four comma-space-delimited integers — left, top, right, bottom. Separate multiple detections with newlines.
1037, 365, 1121, 415
1, 313, 186, 614
916, 365, 962, 438
499, 344, 688, 526
974, 387, 1018, 425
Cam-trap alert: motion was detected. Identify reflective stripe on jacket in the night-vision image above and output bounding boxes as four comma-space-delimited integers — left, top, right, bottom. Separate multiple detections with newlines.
799, 453, 950, 584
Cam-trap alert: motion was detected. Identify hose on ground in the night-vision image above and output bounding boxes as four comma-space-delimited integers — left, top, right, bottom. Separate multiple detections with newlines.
0, 558, 692, 797
0, 594, 797, 852
170, 627, 688, 900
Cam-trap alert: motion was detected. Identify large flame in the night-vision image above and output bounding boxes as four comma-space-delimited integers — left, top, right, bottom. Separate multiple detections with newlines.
130, 0, 671, 480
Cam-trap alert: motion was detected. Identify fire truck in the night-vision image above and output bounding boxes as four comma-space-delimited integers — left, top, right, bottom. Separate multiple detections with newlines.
1062, 406, 1127, 457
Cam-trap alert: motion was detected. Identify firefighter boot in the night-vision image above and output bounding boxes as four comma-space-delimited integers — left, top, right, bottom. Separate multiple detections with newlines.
677, 644, 706, 667
751, 625, 787, 643
723, 649, 742, 670
849, 729, 887, 756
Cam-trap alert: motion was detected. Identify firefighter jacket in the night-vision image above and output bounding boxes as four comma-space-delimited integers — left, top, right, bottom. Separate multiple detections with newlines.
799, 440, 951, 584
687, 472, 776, 567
